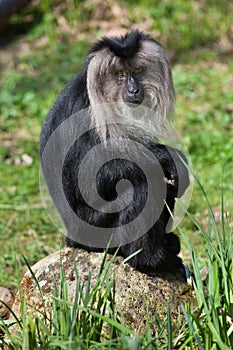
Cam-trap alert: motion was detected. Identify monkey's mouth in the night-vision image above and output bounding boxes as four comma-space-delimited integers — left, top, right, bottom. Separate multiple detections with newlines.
125, 99, 144, 108
132, 99, 143, 105
122, 89, 144, 107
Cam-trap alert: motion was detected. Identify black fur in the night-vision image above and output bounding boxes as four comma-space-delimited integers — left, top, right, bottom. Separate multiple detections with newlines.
89, 30, 159, 59
40, 31, 190, 280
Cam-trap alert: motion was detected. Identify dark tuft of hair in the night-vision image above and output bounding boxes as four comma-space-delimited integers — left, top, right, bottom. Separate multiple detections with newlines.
88, 30, 155, 59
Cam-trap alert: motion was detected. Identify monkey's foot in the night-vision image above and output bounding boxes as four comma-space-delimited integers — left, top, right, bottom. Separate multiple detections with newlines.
183, 264, 193, 285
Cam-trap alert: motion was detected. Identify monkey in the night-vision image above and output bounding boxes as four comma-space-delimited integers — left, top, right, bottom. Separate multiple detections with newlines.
40, 30, 190, 280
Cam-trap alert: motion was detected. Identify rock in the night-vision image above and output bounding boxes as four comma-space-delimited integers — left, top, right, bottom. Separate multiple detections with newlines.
12, 248, 195, 334
21, 154, 33, 166
0, 287, 14, 320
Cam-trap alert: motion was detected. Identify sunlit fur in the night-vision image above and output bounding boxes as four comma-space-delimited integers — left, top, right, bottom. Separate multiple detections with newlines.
86, 32, 175, 142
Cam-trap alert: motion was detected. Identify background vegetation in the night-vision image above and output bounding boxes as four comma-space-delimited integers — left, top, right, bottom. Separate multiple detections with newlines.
0, 0, 232, 288
0, 0, 232, 347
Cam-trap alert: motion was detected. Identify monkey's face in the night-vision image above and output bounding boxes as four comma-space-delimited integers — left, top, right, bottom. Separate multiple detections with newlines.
86, 51, 148, 108
87, 44, 174, 115
114, 67, 144, 106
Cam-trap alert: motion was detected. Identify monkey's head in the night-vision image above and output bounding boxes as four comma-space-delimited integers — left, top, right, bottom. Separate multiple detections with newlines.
86, 30, 175, 116
84, 30, 175, 142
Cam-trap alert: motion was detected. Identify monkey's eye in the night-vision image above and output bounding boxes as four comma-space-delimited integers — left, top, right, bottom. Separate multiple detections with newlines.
132, 67, 143, 75
116, 70, 126, 80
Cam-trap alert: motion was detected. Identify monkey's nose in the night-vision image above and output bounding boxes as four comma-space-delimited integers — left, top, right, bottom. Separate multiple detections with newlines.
127, 76, 140, 95
128, 85, 139, 95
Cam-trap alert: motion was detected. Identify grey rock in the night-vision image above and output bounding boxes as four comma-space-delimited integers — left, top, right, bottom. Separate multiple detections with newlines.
12, 248, 195, 334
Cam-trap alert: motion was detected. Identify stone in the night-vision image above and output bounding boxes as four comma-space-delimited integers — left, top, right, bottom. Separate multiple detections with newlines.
12, 248, 195, 334
0, 287, 14, 320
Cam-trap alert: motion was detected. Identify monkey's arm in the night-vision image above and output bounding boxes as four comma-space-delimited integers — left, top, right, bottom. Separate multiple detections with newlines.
149, 143, 190, 198
40, 68, 89, 157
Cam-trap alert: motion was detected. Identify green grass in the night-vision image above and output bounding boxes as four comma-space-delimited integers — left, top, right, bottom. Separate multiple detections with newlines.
0, 0, 233, 347
0, 250, 174, 349
0, 191, 232, 348
174, 178, 233, 349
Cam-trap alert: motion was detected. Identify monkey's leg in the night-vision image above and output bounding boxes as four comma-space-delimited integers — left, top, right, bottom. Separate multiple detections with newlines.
162, 232, 181, 255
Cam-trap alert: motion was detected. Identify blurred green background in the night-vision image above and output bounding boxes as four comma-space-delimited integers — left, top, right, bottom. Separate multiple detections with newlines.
0, 0, 232, 288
